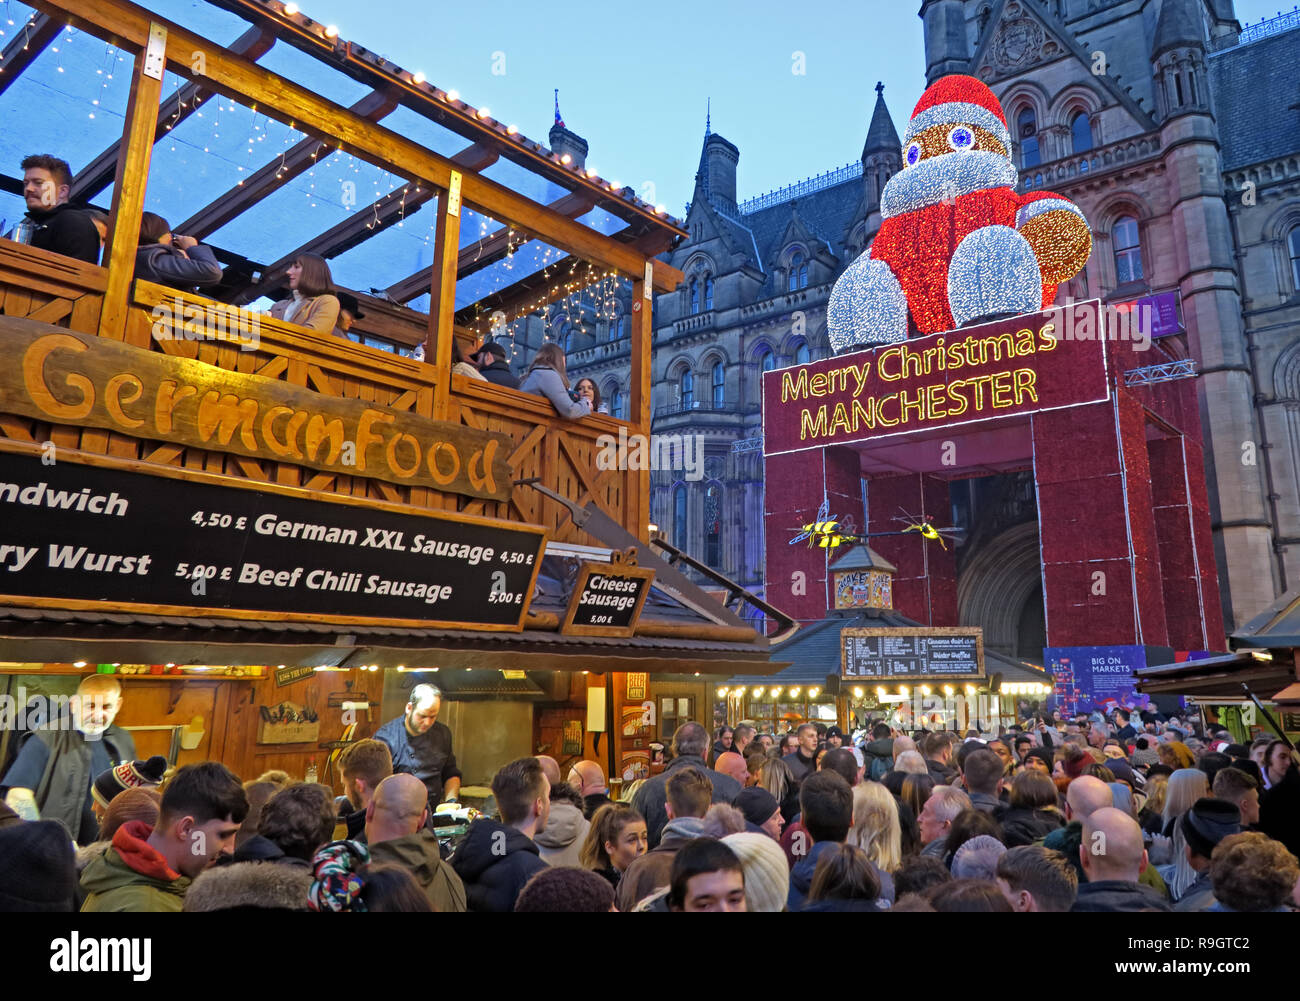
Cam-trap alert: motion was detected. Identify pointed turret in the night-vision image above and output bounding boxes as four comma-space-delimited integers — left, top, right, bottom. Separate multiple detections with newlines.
548, 89, 588, 169
1152, 0, 1204, 58
1150, 0, 1208, 120
692, 105, 739, 213
862, 82, 902, 213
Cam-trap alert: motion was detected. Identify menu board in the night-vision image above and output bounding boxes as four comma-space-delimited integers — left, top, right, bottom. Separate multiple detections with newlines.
842, 627, 984, 680
0, 447, 546, 630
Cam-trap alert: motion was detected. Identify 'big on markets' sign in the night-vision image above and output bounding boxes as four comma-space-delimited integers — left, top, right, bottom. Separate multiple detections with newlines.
761, 301, 1111, 456
0, 320, 512, 501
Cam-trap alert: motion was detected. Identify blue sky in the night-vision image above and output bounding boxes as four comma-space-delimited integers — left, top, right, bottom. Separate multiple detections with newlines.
258, 0, 1289, 217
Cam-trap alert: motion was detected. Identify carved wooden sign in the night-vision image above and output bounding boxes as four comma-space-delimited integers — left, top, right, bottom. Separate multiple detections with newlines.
0, 320, 512, 501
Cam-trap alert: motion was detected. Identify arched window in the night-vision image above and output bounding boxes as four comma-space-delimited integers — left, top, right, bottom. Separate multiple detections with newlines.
680, 369, 694, 409
612, 389, 627, 421
704, 275, 714, 310
1289, 226, 1300, 291
704, 483, 722, 567
1018, 107, 1040, 168
673, 484, 688, 548
689, 278, 699, 314
758, 348, 775, 374
788, 251, 804, 292
795, 342, 811, 365
1113, 215, 1143, 285
1071, 111, 1092, 154
711, 361, 725, 408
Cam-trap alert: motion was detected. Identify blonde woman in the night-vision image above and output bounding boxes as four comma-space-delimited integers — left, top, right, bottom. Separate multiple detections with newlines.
847, 781, 902, 874
518, 342, 591, 418
269, 253, 340, 332
759, 757, 800, 824
1149, 768, 1208, 870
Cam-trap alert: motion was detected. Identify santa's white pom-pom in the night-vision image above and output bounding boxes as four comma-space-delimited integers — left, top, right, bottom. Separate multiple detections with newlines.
827, 255, 909, 353
947, 225, 1042, 328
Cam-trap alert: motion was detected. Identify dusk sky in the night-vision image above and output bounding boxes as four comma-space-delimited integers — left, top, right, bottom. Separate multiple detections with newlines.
271, 0, 1288, 217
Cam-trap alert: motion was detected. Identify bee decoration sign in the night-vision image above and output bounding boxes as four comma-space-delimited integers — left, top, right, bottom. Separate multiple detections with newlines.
562, 548, 656, 638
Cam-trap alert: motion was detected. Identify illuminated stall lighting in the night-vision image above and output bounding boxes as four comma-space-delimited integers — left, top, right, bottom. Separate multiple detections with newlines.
788, 687, 800, 697
751, 688, 764, 698
876, 686, 886, 698
943, 685, 955, 696
412, 72, 425, 84
808, 688, 820, 698
74, 661, 87, 668
717, 687, 728, 697
920, 685, 931, 696
853, 687, 864, 699
446, 89, 460, 102
506, 124, 518, 135
769, 687, 782, 698
324, 25, 338, 38
898, 686, 909, 698
965, 684, 976, 696
283, 2, 298, 14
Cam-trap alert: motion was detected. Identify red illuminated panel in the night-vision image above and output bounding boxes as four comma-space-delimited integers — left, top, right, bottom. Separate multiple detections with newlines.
762, 300, 1110, 456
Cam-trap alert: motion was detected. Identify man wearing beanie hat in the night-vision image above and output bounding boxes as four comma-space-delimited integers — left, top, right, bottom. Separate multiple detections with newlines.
0, 820, 77, 911
1174, 798, 1242, 912
732, 787, 783, 840
514, 866, 614, 912
92, 755, 167, 812
722, 832, 789, 912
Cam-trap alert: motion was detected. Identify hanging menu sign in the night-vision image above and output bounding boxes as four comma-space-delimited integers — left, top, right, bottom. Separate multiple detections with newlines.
562, 550, 655, 638
0, 446, 546, 631
842, 627, 984, 680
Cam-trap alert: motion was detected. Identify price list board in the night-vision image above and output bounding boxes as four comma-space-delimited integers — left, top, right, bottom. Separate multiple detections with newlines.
841, 627, 984, 680
0, 448, 547, 631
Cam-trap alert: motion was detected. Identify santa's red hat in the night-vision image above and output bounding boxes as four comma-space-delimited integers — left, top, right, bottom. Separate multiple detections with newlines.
903, 74, 1012, 151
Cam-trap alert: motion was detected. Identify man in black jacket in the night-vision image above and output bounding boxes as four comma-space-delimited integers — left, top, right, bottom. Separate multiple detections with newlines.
451, 757, 549, 912
633, 722, 743, 848
1070, 807, 1171, 911
18, 155, 100, 264
471, 341, 520, 389
374, 684, 462, 813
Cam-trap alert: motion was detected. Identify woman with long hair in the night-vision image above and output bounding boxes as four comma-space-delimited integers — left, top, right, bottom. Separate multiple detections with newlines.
574, 377, 608, 414
759, 757, 800, 824
269, 253, 340, 332
134, 211, 224, 290
579, 803, 647, 888
847, 781, 902, 874
1150, 768, 1209, 896
998, 769, 1066, 847
518, 342, 591, 418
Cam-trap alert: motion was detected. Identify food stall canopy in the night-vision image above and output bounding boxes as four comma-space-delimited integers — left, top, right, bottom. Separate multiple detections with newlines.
1232, 587, 1300, 649
1133, 649, 1297, 700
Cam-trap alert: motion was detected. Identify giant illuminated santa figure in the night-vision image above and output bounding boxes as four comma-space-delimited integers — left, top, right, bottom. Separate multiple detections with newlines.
828, 75, 1092, 350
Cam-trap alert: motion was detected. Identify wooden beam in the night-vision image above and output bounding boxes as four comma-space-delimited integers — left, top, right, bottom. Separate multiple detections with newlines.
386, 190, 595, 303
230, 141, 496, 303
426, 172, 462, 420
203, 0, 686, 243
98, 42, 163, 341
174, 89, 399, 239
631, 268, 652, 539
0, 12, 61, 99
29, 0, 680, 292
70, 24, 276, 201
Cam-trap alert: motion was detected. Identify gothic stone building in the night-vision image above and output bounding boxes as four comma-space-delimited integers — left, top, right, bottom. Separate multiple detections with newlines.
633, 0, 1300, 651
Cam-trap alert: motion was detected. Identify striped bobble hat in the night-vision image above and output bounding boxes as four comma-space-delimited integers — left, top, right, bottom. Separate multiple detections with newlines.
91, 755, 168, 809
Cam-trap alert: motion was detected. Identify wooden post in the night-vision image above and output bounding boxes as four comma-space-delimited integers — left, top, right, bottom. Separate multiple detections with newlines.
99, 30, 164, 341
426, 172, 462, 421
631, 262, 653, 540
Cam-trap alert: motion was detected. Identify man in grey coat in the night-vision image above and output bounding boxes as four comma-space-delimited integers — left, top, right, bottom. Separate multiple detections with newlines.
632, 722, 742, 848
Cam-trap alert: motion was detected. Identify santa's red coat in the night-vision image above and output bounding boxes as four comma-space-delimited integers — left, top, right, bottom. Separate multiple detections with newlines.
870, 187, 1073, 334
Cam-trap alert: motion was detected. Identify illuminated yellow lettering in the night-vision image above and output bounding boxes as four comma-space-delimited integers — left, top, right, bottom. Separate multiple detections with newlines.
878, 347, 902, 382
800, 406, 829, 440
877, 394, 899, 427
991, 371, 1016, 408
1037, 322, 1058, 351
809, 372, 829, 396
1013, 368, 1039, 405
925, 383, 948, 420
829, 402, 852, 434
782, 368, 811, 402
899, 388, 925, 424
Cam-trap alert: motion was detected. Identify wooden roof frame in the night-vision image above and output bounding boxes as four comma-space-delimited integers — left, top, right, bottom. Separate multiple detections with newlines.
26, 0, 684, 294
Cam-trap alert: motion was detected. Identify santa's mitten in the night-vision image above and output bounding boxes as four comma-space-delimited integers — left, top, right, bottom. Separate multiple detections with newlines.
947, 225, 1044, 327
827, 254, 908, 352
1016, 197, 1092, 285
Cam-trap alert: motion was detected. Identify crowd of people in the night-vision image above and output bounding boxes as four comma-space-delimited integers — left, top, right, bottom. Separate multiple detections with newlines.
2, 685, 1297, 912
12, 153, 601, 419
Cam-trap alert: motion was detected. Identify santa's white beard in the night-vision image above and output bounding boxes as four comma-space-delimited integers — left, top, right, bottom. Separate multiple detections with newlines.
880, 150, 1020, 220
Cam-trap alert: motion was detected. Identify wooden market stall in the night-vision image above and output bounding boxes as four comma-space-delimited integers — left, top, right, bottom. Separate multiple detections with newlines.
0, 0, 788, 795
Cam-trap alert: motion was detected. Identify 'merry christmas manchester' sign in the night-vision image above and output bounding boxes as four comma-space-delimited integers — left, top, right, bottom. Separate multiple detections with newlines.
762, 301, 1110, 456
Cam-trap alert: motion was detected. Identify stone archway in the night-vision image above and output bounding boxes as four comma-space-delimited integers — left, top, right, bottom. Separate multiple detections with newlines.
957, 521, 1045, 660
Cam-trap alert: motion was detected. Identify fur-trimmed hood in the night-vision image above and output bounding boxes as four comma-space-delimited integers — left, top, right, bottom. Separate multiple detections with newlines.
183, 860, 313, 912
